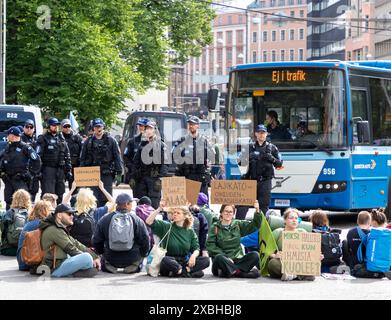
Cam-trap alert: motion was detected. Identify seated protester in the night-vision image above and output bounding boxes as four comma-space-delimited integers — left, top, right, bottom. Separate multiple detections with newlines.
146, 200, 210, 278
309, 209, 343, 272
92, 193, 150, 274
42, 193, 58, 210
39, 204, 101, 278
63, 181, 115, 248
189, 205, 209, 257
135, 196, 155, 248
371, 209, 387, 228
206, 201, 262, 279
17, 200, 52, 271
0, 189, 32, 256
268, 208, 321, 281
197, 192, 219, 227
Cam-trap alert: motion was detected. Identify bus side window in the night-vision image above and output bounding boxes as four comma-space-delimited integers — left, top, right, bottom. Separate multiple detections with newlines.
351, 90, 369, 145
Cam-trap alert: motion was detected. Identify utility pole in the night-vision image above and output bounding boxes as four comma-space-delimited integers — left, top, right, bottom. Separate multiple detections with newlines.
0, 0, 5, 103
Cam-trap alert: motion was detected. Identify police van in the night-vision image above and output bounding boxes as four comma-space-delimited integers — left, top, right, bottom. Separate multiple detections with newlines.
0, 105, 43, 150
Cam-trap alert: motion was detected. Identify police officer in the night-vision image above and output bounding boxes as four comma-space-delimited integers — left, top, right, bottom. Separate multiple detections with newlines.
0, 127, 41, 209
123, 118, 148, 187
173, 116, 215, 195
242, 124, 283, 215
80, 118, 123, 207
21, 119, 40, 202
131, 120, 169, 208
36, 117, 72, 204
61, 119, 82, 190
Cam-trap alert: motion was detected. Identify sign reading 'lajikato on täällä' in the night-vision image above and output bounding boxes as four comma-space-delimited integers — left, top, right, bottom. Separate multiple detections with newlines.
210, 180, 257, 206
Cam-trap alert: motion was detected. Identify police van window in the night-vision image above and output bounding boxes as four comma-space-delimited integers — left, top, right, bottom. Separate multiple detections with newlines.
0, 111, 35, 132
163, 117, 183, 143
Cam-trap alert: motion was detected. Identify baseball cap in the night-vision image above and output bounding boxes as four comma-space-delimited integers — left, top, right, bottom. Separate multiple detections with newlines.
92, 118, 105, 127
187, 116, 200, 124
116, 193, 138, 205
47, 117, 60, 126
61, 119, 71, 127
54, 203, 76, 215
255, 124, 268, 133
24, 119, 35, 127
138, 196, 152, 206
7, 126, 22, 137
145, 120, 157, 128
197, 192, 209, 206
136, 118, 149, 126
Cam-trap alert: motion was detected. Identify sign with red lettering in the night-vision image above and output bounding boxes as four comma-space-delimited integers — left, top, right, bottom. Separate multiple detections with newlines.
211, 180, 257, 205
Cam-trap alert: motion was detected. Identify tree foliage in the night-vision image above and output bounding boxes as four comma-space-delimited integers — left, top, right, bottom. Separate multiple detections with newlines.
6, 0, 214, 128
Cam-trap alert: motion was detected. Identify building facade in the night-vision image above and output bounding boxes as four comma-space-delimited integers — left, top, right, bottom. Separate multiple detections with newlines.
374, 0, 391, 60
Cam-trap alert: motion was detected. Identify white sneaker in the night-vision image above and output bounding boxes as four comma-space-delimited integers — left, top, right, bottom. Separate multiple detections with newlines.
281, 273, 297, 281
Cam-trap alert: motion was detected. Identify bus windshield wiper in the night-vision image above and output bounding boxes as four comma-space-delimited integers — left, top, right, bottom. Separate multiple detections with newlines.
298, 139, 333, 155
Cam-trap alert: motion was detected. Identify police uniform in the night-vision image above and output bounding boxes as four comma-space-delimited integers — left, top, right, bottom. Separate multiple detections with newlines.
0, 127, 41, 209
132, 121, 169, 209
243, 124, 283, 215
174, 116, 215, 195
21, 119, 40, 201
123, 118, 148, 185
80, 118, 123, 207
61, 119, 82, 189
36, 118, 72, 204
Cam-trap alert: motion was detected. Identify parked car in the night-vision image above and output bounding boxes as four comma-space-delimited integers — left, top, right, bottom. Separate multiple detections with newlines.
120, 110, 188, 176
0, 105, 43, 151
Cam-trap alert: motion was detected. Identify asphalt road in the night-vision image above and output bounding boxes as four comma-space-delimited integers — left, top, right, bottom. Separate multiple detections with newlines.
2, 185, 388, 300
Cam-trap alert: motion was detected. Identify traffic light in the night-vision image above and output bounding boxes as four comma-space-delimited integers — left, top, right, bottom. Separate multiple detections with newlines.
207, 89, 219, 111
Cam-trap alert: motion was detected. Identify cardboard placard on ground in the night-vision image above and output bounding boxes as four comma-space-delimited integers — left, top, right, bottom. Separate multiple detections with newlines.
281, 231, 321, 276
161, 177, 202, 207
210, 180, 257, 206
74, 166, 100, 187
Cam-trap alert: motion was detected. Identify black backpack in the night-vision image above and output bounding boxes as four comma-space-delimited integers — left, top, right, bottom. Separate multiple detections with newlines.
316, 230, 342, 267
70, 210, 96, 248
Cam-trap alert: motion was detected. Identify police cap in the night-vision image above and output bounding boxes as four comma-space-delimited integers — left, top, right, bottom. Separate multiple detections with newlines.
7, 126, 22, 137
92, 118, 105, 127
255, 124, 268, 133
47, 117, 60, 126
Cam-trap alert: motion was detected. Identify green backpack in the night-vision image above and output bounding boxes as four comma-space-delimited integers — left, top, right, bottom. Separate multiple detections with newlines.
5, 208, 28, 246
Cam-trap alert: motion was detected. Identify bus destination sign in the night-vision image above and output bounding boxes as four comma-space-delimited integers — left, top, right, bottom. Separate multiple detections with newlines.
272, 69, 306, 84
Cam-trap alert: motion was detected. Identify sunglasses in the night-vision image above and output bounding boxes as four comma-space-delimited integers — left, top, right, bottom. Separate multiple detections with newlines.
65, 212, 74, 216
24, 125, 34, 129
63, 125, 71, 128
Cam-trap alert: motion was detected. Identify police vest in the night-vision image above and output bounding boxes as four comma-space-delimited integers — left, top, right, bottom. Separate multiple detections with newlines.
40, 133, 67, 167
1, 142, 31, 175
248, 141, 275, 179
64, 133, 81, 166
86, 134, 113, 167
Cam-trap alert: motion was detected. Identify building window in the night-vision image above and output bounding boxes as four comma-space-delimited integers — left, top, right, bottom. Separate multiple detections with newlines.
290, 11, 295, 17
272, 30, 276, 41
364, 15, 369, 32
227, 49, 232, 61
290, 49, 294, 61
279, 0, 285, 6
253, 31, 257, 43
289, 29, 294, 40
227, 31, 232, 44
280, 30, 285, 41
237, 30, 243, 43
228, 15, 232, 25
263, 51, 267, 62
270, 0, 276, 7
252, 51, 257, 63
263, 31, 268, 42
218, 17, 223, 25
239, 15, 243, 24
280, 49, 285, 61
299, 28, 304, 40
272, 50, 276, 61
299, 10, 304, 17
297, 0, 302, 4
347, 51, 352, 61
299, 48, 304, 60
260, 1, 266, 8
288, 0, 294, 5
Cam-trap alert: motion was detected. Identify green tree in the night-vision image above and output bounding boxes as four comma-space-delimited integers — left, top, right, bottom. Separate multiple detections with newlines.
6, 0, 214, 128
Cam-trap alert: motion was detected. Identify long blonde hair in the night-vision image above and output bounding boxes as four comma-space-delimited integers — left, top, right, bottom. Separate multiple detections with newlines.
11, 189, 32, 211
75, 188, 97, 215
28, 200, 52, 221
170, 206, 194, 229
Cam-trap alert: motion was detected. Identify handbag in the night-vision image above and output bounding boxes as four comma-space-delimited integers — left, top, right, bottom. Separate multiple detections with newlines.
146, 223, 172, 277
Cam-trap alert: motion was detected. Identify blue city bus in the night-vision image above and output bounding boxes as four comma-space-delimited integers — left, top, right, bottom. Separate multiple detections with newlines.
222, 60, 391, 212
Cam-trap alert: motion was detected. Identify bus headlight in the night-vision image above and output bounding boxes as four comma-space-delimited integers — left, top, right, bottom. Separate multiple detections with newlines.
312, 181, 347, 193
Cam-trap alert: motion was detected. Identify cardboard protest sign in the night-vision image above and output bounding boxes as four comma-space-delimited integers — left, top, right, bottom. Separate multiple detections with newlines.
161, 177, 201, 206
281, 231, 321, 276
210, 180, 257, 205
74, 166, 100, 187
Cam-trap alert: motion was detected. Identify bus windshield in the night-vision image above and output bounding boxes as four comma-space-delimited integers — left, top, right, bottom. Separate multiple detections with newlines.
228, 68, 347, 151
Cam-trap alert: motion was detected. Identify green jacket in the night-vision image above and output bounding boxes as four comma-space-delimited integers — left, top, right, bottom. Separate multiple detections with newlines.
39, 214, 98, 270
199, 206, 219, 228
206, 211, 262, 260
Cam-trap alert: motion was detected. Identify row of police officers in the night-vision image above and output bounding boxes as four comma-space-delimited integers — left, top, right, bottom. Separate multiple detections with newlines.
0, 116, 282, 215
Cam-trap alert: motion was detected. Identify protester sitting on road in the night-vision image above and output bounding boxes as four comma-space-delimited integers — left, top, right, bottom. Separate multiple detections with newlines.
39, 204, 100, 277
0, 189, 32, 256
146, 200, 210, 278
206, 201, 261, 279
17, 200, 52, 271
135, 196, 155, 248
268, 208, 320, 281
371, 208, 387, 228
42, 193, 58, 210
92, 193, 150, 274
197, 192, 219, 228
